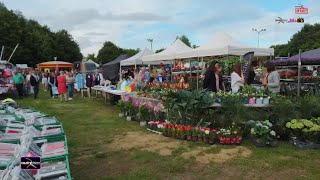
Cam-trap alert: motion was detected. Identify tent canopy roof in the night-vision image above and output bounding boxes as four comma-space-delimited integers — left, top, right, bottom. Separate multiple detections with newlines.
176, 32, 274, 59
86, 59, 99, 67
142, 39, 193, 62
288, 48, 320, 61
120, 48, 154, 66
103, 54, 131, 66
39, 61, 72, 65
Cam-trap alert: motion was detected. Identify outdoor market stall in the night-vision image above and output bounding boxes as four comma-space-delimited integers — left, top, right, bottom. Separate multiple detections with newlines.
37, 61, 73, 72
101, 54, 131, 83
120, 48, 154, 67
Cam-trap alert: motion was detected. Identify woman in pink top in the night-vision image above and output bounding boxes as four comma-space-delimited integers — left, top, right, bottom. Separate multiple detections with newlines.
57, 71, 68, 102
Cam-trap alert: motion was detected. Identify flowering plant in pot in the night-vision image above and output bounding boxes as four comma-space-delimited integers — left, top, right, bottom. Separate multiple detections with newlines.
185, 126, 193, 141
286, 118, 320, 143
230, 127, 242, 144
124, 101, 134, 121
203, 128, 211, 143
137, 104, 149, 126
208, 129, 217, 144
116, 100, 126, 117
250, 120, 277, 147
192, 129, 199, 141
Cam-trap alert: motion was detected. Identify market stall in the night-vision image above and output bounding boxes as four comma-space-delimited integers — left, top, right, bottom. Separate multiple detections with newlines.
101, 54, 131, 83
120, 48, 154, 67
38, 61, 73, 72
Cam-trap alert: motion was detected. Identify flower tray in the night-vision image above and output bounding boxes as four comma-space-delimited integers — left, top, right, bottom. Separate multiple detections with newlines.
292, 140, 320, 149
147, 128, 163, 135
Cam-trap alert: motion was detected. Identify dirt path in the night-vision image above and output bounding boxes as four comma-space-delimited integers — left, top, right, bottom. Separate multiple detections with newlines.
109, 131, 252, 164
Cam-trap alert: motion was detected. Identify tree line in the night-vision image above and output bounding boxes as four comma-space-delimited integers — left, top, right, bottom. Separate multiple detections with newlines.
271, 23, 320, 57
0, 3, 82, 67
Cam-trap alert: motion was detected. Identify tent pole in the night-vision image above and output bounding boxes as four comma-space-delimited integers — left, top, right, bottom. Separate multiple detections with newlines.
197, 57, 199, 90
297, 49, 301, 97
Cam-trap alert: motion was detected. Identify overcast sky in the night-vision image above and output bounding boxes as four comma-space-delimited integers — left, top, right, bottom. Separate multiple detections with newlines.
2, 0, 319, 56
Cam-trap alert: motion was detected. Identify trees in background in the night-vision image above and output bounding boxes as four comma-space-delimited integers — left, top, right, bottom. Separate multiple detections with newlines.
0, 3, 82, 67
271, 23, 320, 57
96, 41, 139, 64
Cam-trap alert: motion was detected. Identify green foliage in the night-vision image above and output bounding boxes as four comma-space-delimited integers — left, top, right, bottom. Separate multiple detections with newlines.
155, 48, 165, 53
96, 41, 139, 64
286, 118, 320, 142
137, 105, 149, 122
217, 57, 243, 74
0, 3, 82, 66
116, 100, 125, 113
271, 23, 320, 56
250, 120, 277, 143
87, 53, 97, 61
164, 89, 214, 126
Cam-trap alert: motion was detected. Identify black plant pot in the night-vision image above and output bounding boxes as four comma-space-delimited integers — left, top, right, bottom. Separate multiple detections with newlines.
252, 138, 266, 147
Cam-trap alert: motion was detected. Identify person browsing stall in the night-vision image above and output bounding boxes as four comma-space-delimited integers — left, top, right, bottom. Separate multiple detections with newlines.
263, 62, 280, 94
231, 62, 244, 93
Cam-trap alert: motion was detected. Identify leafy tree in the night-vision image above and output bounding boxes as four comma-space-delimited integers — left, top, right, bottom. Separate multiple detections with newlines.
0, 3, 82, 67
123, 48, 139, 56
176, 35, 192, 47
87, 53, 97, 61
155, 48, 165, 53
96, 41, 124, 64
271, 23, 320, 57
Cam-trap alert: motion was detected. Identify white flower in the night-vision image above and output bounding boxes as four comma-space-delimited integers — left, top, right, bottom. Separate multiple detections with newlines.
270, 130, 276, 136
205, 130, 210, 135
251, 128, 255, 134
157, 124, 164, 129
262, 125, 269, 129
256, 122, 262, 127
267, 122, 273, 127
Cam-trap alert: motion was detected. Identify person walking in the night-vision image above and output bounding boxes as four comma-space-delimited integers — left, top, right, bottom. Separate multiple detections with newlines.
30, 70, 40, 99
42, 73, 48, 91
48, 72, 57, 98
66, 72, 75, 100
13, 69, 24, 99
57, 71, 68, 102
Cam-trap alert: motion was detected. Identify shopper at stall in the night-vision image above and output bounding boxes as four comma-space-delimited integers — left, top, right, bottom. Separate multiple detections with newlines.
13, 69, 24, 99
203, 61, 220, 92
215, 63, 224, 92
75, 71, 85, 98
86, 73, 94, 98
231, 62, 244, 93
263, 62, 280, 94
145, 68, 151, 83
30, 70, 40, 99
66, 72, 75, 100
57, 71, 68, 102
247, 66, 256, 85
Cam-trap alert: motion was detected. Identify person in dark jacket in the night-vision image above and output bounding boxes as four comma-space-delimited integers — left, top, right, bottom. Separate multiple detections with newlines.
203, 61, 223, 92
30, 70, 40, 99
48, 72, 58, 98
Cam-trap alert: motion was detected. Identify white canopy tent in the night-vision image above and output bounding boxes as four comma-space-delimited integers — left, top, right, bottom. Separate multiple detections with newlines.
86, 59, 99, 67
176, 32, 274, 59
120, 48, 154, 66
142, 39, 193, 64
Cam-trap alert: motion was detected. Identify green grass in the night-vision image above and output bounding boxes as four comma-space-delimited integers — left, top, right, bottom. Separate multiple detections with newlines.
11, 89, 320, 180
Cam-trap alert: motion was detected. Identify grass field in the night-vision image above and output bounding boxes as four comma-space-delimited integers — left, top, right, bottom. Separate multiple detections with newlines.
14, 90, 320, 180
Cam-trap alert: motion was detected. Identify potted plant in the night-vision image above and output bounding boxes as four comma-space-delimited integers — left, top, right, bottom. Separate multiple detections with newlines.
255, 91, 264, 105
116, 100, 126, 117
186, 126, 192, 141
138, 105, 149, 126
125, 101, 134, 121
198, 128, 204, 142
250, 120, 277, 147
208, 129, 217, 145
192, 129, 198, 141
217, 129, 226, 144
203, 128, 210, 143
